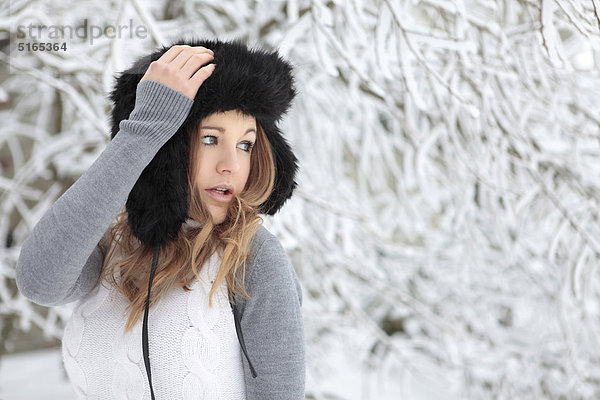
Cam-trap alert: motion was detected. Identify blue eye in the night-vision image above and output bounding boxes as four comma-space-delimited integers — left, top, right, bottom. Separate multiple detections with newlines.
202, 136, 217, 145
201, 135, 254, 152
238, 141, 254, 153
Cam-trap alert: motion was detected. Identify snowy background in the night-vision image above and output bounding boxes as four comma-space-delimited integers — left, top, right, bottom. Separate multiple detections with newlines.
1, 0, 600, 399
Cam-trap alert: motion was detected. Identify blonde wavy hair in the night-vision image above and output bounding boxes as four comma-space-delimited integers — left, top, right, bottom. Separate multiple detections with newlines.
98, 114, 275, 333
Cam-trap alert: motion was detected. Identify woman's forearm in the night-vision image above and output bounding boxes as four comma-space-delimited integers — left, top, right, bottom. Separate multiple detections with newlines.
16, 80, 194, 306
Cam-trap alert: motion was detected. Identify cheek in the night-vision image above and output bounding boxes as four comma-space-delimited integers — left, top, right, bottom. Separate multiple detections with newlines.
195, 151, 215, 174
193, 156, 211, 186
241, 157, 252, 182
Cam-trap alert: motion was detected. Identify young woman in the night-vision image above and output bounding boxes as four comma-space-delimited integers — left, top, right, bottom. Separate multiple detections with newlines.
16, 38, 305, 399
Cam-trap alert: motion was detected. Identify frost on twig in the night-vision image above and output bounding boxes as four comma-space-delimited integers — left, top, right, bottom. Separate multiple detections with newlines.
1, 0, 600, 398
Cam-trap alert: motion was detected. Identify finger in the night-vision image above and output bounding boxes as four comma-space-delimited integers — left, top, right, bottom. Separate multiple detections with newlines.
181, 53, 214, 79
159, 44, 190, 64
156, 45, 213, 67
170, 46, 214, 70
189, 46, 214, 56
190, 63, 216, 86
168, 47, 196, 70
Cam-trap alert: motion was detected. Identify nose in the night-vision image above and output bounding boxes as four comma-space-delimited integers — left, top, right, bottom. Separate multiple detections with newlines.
216, 147, 241, 174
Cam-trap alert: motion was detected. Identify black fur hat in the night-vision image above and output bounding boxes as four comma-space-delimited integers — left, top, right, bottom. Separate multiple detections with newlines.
108, 38, 298, 248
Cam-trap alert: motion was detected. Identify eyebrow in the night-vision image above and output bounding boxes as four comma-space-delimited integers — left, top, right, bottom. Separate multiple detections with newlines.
200, 126, 256, 135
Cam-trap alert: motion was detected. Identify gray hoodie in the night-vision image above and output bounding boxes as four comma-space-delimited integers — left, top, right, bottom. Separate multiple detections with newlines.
15, 79, 305, 399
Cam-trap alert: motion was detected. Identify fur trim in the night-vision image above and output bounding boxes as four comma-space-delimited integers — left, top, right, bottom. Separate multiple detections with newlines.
108, 38, 298, 248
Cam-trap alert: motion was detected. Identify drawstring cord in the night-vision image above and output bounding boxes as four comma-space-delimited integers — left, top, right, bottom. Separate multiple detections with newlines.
228, 292, 258, 378
142, 245, 160, 400
142, 245, 259, 399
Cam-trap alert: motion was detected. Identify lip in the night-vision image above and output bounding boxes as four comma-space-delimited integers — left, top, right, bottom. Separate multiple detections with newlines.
208, 184, 234, 192
205, 184, 234, 203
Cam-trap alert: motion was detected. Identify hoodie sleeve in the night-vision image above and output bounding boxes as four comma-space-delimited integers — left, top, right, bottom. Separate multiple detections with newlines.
15, 79, 194, 307
237, 227, 306, 399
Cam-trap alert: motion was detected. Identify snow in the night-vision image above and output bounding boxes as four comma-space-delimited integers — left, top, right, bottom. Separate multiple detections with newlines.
0, 348, 75, 400
0, 346, 408, 400
3, 0, 600, 398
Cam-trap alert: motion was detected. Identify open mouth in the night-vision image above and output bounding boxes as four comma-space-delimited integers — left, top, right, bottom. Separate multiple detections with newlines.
210, 188, 230, 195
205, 187, 233, 202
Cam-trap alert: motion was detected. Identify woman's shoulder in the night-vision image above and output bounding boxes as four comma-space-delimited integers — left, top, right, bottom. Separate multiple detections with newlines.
248, 224, 287, 261
249, 224, 277, 249
246, 225, 297, 280
244, 224, 303, 304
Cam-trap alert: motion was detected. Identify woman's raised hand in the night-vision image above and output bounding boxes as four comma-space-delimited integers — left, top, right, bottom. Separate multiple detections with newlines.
140, 45, 215, 100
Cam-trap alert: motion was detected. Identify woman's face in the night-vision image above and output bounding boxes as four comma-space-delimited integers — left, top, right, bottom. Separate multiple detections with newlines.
194, 110, 257, 224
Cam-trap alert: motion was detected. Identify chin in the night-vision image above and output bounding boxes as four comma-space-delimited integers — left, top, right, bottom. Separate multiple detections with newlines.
209, 211, 227, 225
205, 204, 226, 224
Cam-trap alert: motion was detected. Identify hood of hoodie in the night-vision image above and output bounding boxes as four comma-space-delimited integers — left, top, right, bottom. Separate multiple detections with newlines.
108, 38, 298, 248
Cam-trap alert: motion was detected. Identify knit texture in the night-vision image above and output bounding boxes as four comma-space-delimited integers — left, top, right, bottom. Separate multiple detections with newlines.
15, 79, 194, 307
16, 78, 306, 399
61, 219, 246, 399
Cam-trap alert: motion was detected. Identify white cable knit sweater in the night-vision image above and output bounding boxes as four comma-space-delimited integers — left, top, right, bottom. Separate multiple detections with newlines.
61, 220, 246, 400
16, 81, 305, 398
